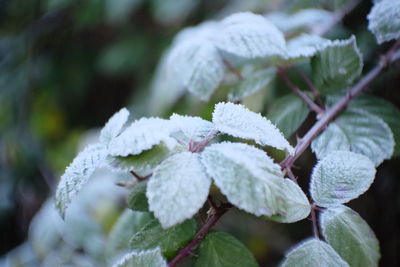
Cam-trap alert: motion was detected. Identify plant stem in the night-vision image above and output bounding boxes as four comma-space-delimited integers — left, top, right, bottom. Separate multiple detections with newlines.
168, 203, 233, 267
223, 58, 243, 80
310, 204, 320, 239
280, 39, 400, 170
278, 68, 325, 115
294, 67, 324, 107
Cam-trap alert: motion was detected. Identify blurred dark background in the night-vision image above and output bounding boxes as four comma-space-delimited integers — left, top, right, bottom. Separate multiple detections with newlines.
0, 0, 399, 266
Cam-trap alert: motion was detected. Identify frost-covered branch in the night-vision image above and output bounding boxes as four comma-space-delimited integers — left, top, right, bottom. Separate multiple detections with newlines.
280, 39, 400, 170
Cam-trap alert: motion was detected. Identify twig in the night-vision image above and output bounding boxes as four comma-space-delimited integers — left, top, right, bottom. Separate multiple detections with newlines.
310, 204, 320, 239
278, 68, 325, 115
168, 203, 233, 267
130, 170, 152, 181
280, 39, 400, 170
294, 67, 324, 107
223, 58, 243, 80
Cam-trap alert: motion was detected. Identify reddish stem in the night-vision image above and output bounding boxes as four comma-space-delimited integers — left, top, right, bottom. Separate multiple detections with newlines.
168, 203, 233, 267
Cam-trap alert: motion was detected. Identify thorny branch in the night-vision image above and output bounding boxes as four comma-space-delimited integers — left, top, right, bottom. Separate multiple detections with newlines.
165, 2, 399, 262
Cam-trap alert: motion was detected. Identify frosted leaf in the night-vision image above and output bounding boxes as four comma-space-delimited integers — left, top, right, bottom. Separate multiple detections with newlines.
167, 38, 225, 101
266, 178, 311, 223
55, 144, 107, 218
348, 94, 400, 156
100, 107, 130, 145
147, 152, 211, 228
113, 247, 167, 267
201, 142, 286, 216
106, 143, 175, 177
268, 93, 309, 138
109, 117, 177, 157
267, 9, 334, 33
368, 0, 400, 44
212, 102, 294, 154
310, 151, 376, 207
195, 231, 258, 267
281, 238, 349, 267
311, 123, 350, 159
311, 109, 394, 166
321, 205, 380, 267
215, 12, 286, 58
129, 218, 197, 258
170, 114, 214, 142
173, 21, 219, 45
312, 36, 363, 94
286, 34, 332, 59
228, 67, 276, 102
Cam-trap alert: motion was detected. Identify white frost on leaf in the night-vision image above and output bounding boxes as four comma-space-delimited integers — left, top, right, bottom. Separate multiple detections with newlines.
169, 114, 214, 142
215, 12, 286, 58
266, 178, 311, 223
310, 151, 376, 208
312, 36, 363, 94
321, 205, 380, 267
286, 34, 332, 59
55, 144, 107, 218
112, 247, 167, 267
147, 152, 211, 228
167, 37, 225, 101
201, 142, 286, 216
228, 67, 276, 102
281, 238, 349, 267
267, 9, 334, 33
368, 0, 400, 44
311, 109, 394, 166
99, 107, 130, 145
212, 102, 294, 154
108, 117, 177, 157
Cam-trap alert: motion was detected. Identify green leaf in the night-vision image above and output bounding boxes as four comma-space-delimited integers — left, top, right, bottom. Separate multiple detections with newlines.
310, 151, 376, 208
147, 152, 211, 228
312, 36, 363, 94
215, 12, 286, 58
228, 68, 276, 102
212, 102, 294, 154
195, 231, 258, 267
348, 95, 400, 156
265, 178, 311, 223
169, 114, 214, 142
321, 205, 380, 267
267, 9, 334, 34
113, 247, 167, 267
286, 34, 331, 59
106, 143, 174, 176
268, 94, 309, 138
100, 107, 130, 145
281, 238, 349, 267
128, 181, 149, 212
55, 144, 107, 218
311, 109, 394, 166
167, 36, 225, 101
202, 142, 291, 217
106, 210, 152, 256
109, 118, 177, 157
368, 0, 400, 44
130, 218, 197, 258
